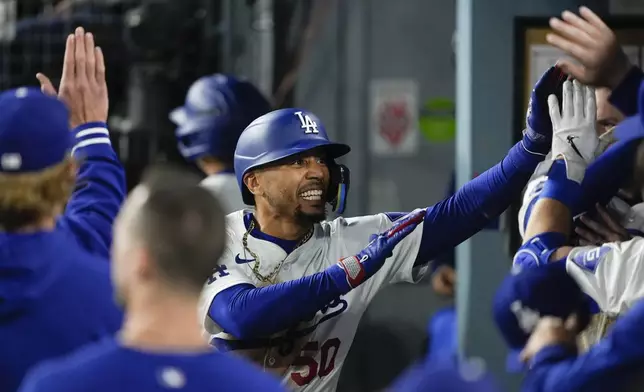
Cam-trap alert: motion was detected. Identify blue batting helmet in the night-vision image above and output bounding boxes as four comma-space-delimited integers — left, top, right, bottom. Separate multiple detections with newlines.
234, 108, 351, 214
170, 74, 271, 162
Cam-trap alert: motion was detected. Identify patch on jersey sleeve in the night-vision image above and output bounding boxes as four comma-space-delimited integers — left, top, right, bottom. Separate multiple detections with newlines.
384, 212, 406, 222
570, 246, 611, 274
206, 264, 231, 284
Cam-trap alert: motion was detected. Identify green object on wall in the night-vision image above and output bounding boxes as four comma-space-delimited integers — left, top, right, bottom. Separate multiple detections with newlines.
419, 98, 456, 142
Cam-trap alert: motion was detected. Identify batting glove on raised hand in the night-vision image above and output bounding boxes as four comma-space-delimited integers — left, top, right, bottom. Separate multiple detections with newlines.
522, 66, 568, 156
537, 80, 598, 184
337, 208, 425, 289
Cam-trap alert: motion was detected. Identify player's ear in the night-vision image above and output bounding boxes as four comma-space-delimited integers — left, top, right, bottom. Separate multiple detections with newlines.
244, 172, 261, 197
136, 246, 155, 281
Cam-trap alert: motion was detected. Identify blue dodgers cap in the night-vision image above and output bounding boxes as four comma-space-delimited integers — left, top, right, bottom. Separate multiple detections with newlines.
493, 262, 591, 372
0, 87, 73, 173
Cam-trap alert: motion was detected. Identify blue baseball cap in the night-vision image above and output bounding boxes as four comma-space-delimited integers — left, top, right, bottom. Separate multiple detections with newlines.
493, 262, 591, 372
0, 87, 73, 173
613, 79, 644, 142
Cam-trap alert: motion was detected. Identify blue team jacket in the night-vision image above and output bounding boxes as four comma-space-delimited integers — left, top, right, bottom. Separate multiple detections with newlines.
0, 122, 126, 392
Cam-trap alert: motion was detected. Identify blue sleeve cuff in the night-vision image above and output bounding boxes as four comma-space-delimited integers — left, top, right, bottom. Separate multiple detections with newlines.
539, 160, 582, 208
529, 344, 577, 369
71, 122, 112, 158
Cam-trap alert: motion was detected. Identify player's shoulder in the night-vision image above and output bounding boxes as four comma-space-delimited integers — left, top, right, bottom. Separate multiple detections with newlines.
201, 174, 248, 214
19, 338, 121, 392
322, 212, 405, 232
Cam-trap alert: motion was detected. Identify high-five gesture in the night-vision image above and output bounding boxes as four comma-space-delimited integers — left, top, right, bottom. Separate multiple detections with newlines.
546, 7, 632, 89
547, 80, 598, 183
36, 27, 109, 128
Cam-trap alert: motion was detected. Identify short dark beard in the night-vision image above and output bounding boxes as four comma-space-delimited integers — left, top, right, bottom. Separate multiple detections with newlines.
294, 207, 327, 227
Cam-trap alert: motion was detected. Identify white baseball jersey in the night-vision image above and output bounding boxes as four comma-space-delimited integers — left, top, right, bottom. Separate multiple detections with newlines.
566, 238, 644, 315
199, 209, 428, 392
200, 173, 248, 214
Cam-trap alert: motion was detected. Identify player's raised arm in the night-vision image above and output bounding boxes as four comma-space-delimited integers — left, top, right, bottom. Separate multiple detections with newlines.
410, 67, 564, 264
514, 79, 598, 269
203, 209, 425, 340
38, 27, 126, 258
546, 6, 644, 117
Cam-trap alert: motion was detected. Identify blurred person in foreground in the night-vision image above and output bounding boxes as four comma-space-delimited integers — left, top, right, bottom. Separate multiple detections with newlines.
19, 165, 286, 392
496, 235, 644, 392
0, 27, 125, 391
170, 74, 271, 213
516, 6, 644, 349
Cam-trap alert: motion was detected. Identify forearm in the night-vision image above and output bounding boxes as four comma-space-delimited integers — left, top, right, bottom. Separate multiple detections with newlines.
58, 122, 126, 257
518, 160, 580, 265
416, 140, 544, 262
209, 266, 351, 339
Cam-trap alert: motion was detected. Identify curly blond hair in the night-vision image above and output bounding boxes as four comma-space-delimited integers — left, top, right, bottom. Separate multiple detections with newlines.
0, 157, 76, 231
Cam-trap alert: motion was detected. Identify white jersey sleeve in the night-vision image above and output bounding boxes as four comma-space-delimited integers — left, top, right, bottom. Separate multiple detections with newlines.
198, 232, 254, 335
337, 209, 429, 286
518, 151, 553, 241
566, 238, 644, 315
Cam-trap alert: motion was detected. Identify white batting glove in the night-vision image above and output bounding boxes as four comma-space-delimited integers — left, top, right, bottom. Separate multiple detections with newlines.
546, 80, 598, 184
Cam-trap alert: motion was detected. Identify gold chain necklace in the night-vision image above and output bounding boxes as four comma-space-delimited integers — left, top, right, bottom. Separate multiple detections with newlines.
242, 218, 313, 284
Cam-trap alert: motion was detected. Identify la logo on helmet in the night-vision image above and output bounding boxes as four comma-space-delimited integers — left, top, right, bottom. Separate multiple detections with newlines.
294, 111, 319, 134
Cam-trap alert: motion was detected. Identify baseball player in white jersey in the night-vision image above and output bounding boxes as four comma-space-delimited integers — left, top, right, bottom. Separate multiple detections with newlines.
200, 100, 554, 391
170, 74, 272, 213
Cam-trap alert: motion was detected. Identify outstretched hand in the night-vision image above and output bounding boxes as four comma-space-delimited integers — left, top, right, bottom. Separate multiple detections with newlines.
337, 209, 425, 289
546, 7, 632, 89
36, 27, 109, 128
547, 79, 598, 183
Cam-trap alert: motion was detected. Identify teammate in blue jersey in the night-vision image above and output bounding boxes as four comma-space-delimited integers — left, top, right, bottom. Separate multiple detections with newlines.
0, 27, 125, 392
495, 240, 644, 392
197, 64, 566, 390
171, 74, 271, 213
19, 166, 286, 392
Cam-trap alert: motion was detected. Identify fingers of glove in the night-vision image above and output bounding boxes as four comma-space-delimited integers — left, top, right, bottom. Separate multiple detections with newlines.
572, 79, 584, 118
535, 66, 558, 94
547, 94, 562, 127
384, 223, 418, 252
562, 79, 574, 119
386, 209, 426, 238
536, 66, 566, 97
584, 85, 597, 123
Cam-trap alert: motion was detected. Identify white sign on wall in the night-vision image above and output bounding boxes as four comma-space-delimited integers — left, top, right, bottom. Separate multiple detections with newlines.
369, 79, 419, 157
